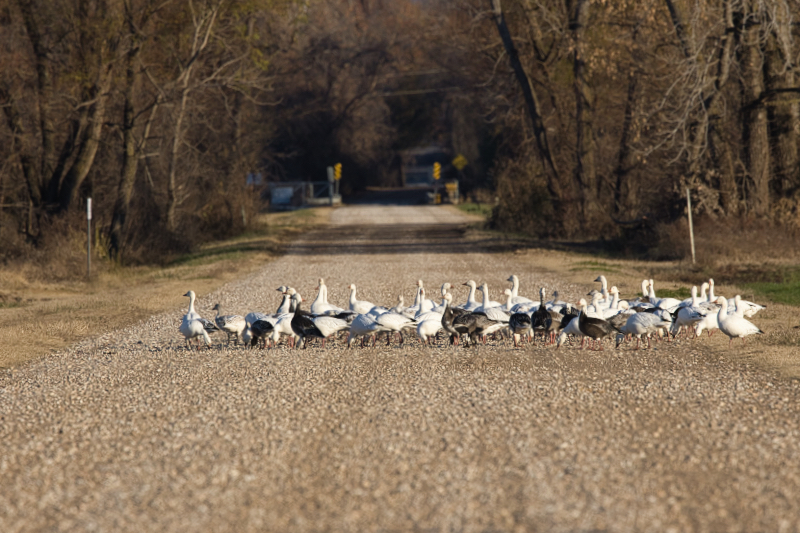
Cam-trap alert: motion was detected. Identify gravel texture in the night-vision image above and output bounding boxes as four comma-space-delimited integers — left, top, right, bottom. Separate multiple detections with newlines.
2, 205, 800, 532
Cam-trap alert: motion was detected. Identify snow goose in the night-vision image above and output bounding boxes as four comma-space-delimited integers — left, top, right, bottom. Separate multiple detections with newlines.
311, 278, 346, 316
348, 283, 376, 315
509, 312, 533, 347
182, 290, 218, 333
291, 297, 349, 349
249, 319, 276, 348
506, 275, 534, 305
347, 313, 390, 348
212, 304, 246, 346
578, 298, 617, 350
531, 287, 551, 333
617, 312, 673, 350
594, 275, 611, 306
647, 279, 682, 311
450, 312, 502, 346
270, 313, 299, 347
414, 288, 437, 319
416, 315, 443, 345
726, 294, 766, 318
546, 290, 568, 313
461, 280, 481, 311
441, 298, 462, 345
555, 308, 584, 348
671, 286, 708, 338
180, 315, 212, 349
412, 280, 437, 310
716, 296, 763, 347
375, 310, 417, 345
474, 283, 502, 313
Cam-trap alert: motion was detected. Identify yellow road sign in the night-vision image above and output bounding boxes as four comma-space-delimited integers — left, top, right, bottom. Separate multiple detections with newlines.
452, 154, 468, 171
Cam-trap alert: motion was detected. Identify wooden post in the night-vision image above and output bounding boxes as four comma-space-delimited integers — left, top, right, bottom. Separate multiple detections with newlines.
86, 197, 92, 277
686, 188, 696, 264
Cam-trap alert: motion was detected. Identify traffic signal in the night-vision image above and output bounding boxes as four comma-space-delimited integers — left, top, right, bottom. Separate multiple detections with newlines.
334, 162, 342, 180
433, 162, 441, 180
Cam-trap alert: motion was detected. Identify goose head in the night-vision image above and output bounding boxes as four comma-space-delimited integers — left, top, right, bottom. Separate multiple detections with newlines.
440, 282, 451, 296
463, 280, 477, 289
539, 287, 546, 300
184, 290, 196, 299
276, 286, 288, 293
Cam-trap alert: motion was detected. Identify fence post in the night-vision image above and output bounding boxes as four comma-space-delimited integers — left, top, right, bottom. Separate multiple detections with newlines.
86, 197, 92, 277
686, 188, 696, 264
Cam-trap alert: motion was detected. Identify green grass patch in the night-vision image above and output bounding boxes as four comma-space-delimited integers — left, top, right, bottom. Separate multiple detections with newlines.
654, 287, 692, 300
569, 260, 621, 274
741, 280, 800, 307
457, 202, 493, 218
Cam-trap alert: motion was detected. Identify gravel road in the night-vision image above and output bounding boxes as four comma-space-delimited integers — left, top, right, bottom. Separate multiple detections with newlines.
2, 205, 799, 532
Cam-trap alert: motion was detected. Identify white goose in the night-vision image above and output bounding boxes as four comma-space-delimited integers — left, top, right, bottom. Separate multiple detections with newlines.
506, 275, 534, 305
461, 280, 481, 311
594, 275, 611, 307
474, 283, 502, 313
618, 312, 673, 350
348, 283, 376, 315
180, 291, 213, 348
346, 313, 390, 348
311, 278, 346, 316
716, 296, 763, 347
671, 286, 708, 337
416, 314, 443, 345
413, 280, 437, 310
375, 310, 417, 345
648, 279, 682, 311
555, 314, 585, 348
212, 303, 246, 346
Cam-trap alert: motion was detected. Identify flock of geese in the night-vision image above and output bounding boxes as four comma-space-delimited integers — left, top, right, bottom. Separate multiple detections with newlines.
179, 275, 766, 351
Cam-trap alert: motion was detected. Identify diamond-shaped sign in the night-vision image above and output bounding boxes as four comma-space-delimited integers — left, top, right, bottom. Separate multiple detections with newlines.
452, 154, 468, 171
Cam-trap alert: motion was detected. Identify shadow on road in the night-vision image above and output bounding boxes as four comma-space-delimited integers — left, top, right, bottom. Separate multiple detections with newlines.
286, 224, 521, 256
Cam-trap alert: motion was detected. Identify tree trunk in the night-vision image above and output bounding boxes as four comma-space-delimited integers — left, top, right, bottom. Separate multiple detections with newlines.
15, 0, 50, 207
488, 0, 561, 196
765, 32, 799, 197
165, 2, 220, 232
614, 70, 640, 215
570, 0, 598, 226
166, 84, 190, 232
110, 47, 140, 259
740, 2, 770, 216
58, 61, 114, 213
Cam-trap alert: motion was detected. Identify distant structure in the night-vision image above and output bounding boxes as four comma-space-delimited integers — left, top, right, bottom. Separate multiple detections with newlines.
400, 146, 449, 187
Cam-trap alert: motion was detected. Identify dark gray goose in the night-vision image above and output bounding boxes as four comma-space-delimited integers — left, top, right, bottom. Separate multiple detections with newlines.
508, 312, 532, 347
577, 298, 618, 350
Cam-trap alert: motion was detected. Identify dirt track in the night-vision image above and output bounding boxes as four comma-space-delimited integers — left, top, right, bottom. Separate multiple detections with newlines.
2, 205, 799, 532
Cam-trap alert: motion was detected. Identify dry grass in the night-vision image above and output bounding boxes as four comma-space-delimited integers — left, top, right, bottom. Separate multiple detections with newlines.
0, 208, 330, 368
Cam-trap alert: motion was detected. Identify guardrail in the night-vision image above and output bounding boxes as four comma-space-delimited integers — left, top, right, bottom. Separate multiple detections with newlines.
267, 181, 342, 209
